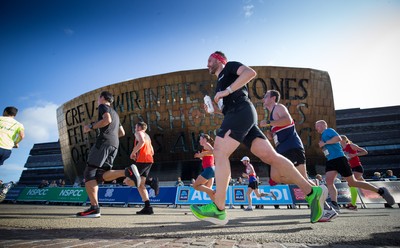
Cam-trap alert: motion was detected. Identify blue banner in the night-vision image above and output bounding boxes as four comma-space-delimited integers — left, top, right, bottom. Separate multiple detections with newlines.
175, 186, 217, 205
233, 185, 292, 205
4, 187, 24, 201
174, 185, 290, 205
128, 186, 177, 205
97, 186, 132, 204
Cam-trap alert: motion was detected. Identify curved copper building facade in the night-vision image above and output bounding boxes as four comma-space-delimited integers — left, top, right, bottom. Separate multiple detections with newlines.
56, 67, 335, 183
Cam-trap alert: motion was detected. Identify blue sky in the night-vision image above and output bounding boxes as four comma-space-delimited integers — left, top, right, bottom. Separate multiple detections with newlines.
1, 0, 399, 183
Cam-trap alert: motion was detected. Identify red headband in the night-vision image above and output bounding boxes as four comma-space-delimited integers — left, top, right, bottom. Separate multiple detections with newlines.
210, 53, 227, 65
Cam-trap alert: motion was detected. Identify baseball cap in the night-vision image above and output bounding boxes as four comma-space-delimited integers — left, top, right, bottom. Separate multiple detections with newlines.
241, 156, 250, 162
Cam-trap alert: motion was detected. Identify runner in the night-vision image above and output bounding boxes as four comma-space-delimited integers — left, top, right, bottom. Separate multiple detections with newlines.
261, 90, 337, 222
76, 91, 140, 218
240, 156, 276, 211
192, 133, 216, 201
124, 121, 156, 215
190, 51, 327, 225
315, 120, 395, 213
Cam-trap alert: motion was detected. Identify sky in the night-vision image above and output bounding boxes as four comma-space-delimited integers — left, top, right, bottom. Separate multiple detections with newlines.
0, 0, 399, 183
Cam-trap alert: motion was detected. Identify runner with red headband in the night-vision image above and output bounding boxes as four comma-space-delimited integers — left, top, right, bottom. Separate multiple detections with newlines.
190, 51, 328, 225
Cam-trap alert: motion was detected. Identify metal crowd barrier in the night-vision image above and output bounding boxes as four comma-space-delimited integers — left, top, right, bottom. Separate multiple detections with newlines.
3, 181, 400, 207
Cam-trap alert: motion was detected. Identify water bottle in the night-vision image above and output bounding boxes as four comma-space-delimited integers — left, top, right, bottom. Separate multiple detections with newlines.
217, 98, 223, 110
204, 95, 214, 113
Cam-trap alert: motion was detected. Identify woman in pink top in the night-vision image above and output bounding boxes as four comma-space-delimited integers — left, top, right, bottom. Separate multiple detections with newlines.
340, 135, 368, 210
193, 134, 216, 201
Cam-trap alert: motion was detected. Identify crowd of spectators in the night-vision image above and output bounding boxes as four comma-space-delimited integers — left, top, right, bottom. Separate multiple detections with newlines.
371, 170, 398, 181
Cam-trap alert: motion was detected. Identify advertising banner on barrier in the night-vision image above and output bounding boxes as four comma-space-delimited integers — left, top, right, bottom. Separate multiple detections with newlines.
175, 185, 289, 205
49, 187, 88, 202
289, 183, 352, 205
357, 181, 400, 204
230, 185, 286, 205
17, 187, 88, 203
4, 187, 24, 201
128, 186, 177, 205
288, 184, 308, 205
17, 187, 51, 201
331, 182, 352, 204
98, 187, 131, 204
175, 186, 216, 205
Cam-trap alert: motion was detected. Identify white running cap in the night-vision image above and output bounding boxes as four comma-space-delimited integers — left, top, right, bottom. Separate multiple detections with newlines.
241, 156, 250, 162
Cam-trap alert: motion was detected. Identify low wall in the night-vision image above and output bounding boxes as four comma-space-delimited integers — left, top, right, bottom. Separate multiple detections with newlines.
5, 181, 400, 207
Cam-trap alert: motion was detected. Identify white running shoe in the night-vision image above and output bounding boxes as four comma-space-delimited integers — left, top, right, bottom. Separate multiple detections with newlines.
318, 208, 338, 222
330, 203, 341, 213
244, 206, 253, 211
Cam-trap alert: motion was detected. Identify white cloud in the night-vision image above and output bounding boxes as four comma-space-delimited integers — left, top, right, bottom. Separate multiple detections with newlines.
243, 4, 254, 18
19, 101, 60, 143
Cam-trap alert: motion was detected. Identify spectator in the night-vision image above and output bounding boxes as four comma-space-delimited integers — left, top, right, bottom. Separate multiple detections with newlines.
189, 178, 196, 187
371, 172, 382, 181
315, 174, 325, 185
175, 177, 184, 187
73, 178, 81, 187
384, 170, 397, 181
49, 180, 58, 187
38, 180, 49, 188
58, 179, 65, 187
236, 177, 245, 185
110, 180, 118, 187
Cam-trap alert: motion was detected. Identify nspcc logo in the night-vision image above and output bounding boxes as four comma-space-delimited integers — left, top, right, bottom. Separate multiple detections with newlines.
234, 188, 245, 201
178, 189, 189, 201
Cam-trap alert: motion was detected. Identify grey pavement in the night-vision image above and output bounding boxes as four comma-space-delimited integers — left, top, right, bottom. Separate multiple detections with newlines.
0, 204, 399, 247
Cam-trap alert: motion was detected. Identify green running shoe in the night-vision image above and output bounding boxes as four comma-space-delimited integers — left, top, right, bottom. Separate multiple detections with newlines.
190, 203, 228, 225
305, 185, 328, 223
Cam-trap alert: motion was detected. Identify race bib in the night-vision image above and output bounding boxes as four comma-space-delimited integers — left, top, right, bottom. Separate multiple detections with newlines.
322, 147, 329, 157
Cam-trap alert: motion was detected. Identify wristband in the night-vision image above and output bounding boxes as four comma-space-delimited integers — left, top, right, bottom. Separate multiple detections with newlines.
226, 86, 233, 94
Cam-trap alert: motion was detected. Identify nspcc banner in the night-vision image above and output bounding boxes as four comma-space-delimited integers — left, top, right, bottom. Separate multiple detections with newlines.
17, 187, 87, 203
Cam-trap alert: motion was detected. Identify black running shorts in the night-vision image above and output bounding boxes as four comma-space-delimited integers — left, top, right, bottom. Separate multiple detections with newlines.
217, 99, 266, 149
136, 162, 153, 178
325, 156, 353, 177
84, 144, 118, 182
281, 148, 306, 167
248, 180, 259, 190
352, 165, 364, 174
87, 143, 118, 169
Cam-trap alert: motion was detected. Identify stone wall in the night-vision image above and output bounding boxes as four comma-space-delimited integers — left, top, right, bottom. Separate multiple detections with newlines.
56, 66, 335, 183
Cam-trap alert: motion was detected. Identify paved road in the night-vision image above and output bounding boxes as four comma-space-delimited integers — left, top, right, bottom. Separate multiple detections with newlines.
0, 204, 399, 247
